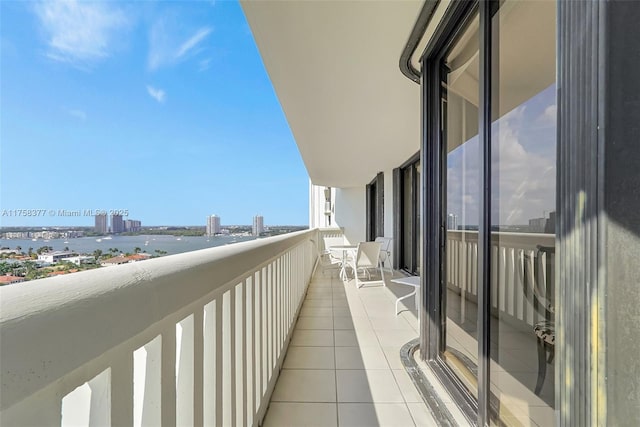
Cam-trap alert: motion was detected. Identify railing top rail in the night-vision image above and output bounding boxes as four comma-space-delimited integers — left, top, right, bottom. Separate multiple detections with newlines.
445, 230, 555, 248
0, 228, 317, 411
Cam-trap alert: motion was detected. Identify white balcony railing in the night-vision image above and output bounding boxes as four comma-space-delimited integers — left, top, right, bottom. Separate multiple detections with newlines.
0, 229, 325, 426
446, 230, 555, 326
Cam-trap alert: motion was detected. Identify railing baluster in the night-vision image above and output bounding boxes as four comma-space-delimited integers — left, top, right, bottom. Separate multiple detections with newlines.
254, 271, 262, 411
193, 309, 203, 427
176, 315, 194, 427
271, 262, 276, 368
246, 276, 255, 426
235, 283, 245, 427
267, 263, 272, 373
498, 247, 506, 312
215, 297, 223, 427
277, 258, 282, 353
261, 267, 268, 393
242, 278, 250, 427
492, 245, 498, 309
230, 288, 237, 427
202, 302, 214, 426
133, 335, 162, 427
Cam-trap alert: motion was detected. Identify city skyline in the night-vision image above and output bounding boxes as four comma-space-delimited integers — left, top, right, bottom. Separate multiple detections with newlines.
0, 1, 309, 227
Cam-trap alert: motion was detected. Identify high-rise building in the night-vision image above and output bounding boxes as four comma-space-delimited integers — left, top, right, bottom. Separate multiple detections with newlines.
447, 213, 458, 230
94, 214, 108, 234
528, 217, 547, 233
206, 215, 221, 236
111, 214, 124, 234
252, 215, 264, 236
125, 219, 142, 232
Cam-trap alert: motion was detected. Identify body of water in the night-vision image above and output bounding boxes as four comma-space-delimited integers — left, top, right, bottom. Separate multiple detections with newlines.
0, 234, 258, 256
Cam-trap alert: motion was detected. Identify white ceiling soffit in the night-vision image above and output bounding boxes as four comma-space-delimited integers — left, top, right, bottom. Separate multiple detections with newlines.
241, 0, 423, 188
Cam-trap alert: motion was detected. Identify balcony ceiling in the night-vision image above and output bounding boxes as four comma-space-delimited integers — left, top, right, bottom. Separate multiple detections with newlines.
241, 1, 423, 188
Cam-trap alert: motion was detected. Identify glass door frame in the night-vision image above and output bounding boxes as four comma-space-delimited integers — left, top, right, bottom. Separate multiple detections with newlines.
420, 0, 504, 424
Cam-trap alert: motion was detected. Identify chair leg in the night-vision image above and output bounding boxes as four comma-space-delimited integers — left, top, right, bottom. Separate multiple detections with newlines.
535, 337, 547, 395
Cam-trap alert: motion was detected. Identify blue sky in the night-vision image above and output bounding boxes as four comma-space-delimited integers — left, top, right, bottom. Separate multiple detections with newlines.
0, 0, 309, 227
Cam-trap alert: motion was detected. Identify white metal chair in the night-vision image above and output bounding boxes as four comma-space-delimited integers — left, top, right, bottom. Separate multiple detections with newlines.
351, 242, 384, 288
310, 238, 342, 277
321, 236, 346, 276
374, 236, 393, 273
322, 236, 345, 255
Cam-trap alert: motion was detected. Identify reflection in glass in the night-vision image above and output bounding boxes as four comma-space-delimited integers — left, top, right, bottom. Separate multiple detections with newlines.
415, 162, 421, 275
490, 1, 556, 425
444, 14, 479, 396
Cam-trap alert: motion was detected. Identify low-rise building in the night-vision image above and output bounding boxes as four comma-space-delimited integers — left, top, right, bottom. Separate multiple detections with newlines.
0, 275, 25, 285
60, 256, 94, 266
37, 251, 74, 264
101, 254, 151, 267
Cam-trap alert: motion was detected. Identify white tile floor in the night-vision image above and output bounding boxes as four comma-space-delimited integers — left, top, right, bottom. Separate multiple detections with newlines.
262, 270, 439, 427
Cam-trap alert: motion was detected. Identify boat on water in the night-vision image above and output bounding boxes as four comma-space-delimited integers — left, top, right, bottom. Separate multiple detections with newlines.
32, 238, 37, 241
176, 237, 182, 241
63, 241, 69, 244
103, 236, 113, 240
96, 239, 102, 242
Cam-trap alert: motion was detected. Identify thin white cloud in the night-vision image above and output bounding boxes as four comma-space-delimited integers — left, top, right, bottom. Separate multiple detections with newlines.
538, 104, 557, 126
68, 109, 86, 120
148, 24, 212, 71
177, 28, 212, 58
34, 0, 128, 68
146, 85, 166, 103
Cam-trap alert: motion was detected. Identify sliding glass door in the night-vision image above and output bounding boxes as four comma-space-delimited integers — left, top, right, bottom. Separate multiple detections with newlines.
489, 2, 556, 425
423, 1, 557, 425
443, 13, 480, 396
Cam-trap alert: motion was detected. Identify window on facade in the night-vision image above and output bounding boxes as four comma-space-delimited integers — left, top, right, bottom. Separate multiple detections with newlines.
366, 173, 384, 241
398, 158, 420, 275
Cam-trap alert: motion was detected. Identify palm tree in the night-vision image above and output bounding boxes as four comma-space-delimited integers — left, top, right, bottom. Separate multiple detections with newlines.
134, 247, 141, 254
93, 249, 103, 260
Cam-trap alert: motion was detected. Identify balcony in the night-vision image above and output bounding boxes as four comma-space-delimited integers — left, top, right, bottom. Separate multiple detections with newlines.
1, 229, 318, 426
0, 228, 433, 427
1, 227, 557, 426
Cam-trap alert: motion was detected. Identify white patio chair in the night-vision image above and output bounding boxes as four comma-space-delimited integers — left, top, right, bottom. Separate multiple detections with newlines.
320, 236, 346, 276
311, 238, 341, 277
351, 241, 384, 288
322, 236, 345, 255
374, 236, 393, 273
